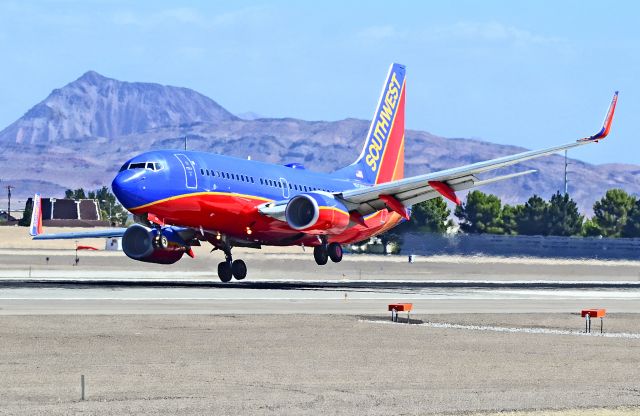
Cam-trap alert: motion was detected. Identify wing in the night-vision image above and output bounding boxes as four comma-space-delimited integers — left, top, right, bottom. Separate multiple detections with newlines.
340, 91, 618, 217
258, 91, 618, 221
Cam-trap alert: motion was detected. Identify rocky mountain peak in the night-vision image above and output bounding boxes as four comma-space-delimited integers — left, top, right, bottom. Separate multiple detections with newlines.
75, 70, 109, 85
0, 71, 237, 145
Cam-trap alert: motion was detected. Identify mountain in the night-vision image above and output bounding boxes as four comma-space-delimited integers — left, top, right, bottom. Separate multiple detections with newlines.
0, 71, 638, 213
1, 71, 236, 145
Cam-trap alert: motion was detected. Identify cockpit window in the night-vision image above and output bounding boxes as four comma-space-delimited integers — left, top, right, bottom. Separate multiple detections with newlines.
125, 162, 164, 171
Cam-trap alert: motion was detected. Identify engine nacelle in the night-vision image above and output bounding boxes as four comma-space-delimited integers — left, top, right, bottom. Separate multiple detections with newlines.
285, 192, 350, 235
122, 224, 188, 264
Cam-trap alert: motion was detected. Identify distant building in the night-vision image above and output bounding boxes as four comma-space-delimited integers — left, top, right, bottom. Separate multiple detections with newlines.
24, 197, 109, 227
0, 211, 17, 223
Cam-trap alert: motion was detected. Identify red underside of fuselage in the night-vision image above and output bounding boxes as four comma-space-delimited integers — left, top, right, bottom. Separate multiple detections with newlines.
130, 193, 401, 247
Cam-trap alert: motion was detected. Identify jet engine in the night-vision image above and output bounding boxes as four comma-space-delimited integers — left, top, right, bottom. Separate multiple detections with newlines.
285, 192, 350, 234
121, 224, 189, 264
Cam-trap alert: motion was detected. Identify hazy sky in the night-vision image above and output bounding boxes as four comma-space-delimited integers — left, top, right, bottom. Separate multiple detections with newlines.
0, 1, 637, 165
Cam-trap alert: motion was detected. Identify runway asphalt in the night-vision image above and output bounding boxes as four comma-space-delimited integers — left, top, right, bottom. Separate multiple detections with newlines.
1, 248, 640, 315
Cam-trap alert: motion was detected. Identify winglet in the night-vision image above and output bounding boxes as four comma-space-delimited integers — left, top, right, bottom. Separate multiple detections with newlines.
29, 193, 43, 237
579, 91, 618, 142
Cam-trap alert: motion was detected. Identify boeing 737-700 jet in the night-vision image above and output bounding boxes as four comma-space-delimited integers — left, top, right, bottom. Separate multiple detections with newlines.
29, 64, 618, 282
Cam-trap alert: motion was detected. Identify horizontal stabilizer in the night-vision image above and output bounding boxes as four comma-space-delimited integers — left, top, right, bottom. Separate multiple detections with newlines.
33, 228, 128, 240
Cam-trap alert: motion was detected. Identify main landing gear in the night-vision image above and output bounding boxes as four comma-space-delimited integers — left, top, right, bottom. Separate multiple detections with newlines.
217, 247, 247, 282
313, 241, 343, 265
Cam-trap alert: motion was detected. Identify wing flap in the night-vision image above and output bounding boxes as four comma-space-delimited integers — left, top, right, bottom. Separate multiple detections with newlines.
345, 170, 537, 215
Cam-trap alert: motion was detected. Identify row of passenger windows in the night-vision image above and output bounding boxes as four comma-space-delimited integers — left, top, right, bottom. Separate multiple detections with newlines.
201, 168, 255, 183
199, 168, 331, 193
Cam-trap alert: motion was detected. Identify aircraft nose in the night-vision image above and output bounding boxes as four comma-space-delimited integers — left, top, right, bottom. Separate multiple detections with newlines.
112, 170, 145, 210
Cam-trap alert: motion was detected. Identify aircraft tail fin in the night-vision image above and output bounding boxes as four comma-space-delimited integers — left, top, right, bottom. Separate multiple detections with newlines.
335, 63, 406, 185
29, 193, 43, 237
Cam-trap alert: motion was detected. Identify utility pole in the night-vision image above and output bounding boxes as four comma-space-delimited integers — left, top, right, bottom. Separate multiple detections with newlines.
564, 150, 569, 195
101, 199, 113, 225
6, 185, 14, 222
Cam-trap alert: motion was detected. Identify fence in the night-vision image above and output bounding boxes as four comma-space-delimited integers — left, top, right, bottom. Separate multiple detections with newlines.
401, 233, 640, 260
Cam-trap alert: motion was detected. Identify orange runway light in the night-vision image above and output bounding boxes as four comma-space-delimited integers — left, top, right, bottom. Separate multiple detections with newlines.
388, 303, 413, 312
388, 303, 413, 323
581, 309, 606, 318
581, 308, 606, 333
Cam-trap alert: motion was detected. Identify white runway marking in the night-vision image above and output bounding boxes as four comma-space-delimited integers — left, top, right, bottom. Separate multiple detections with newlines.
365, 320, 640, 339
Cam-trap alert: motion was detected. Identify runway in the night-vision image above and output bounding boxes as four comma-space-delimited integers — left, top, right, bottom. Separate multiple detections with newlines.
2, 249, 640, 314
1, 277, 639, 314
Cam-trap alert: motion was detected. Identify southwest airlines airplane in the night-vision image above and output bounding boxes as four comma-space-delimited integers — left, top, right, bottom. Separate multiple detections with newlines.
30, 64, 618, 282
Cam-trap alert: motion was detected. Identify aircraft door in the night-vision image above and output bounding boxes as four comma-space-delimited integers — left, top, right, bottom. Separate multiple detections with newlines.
174, 154, 198, 189
279, 177, 290, 199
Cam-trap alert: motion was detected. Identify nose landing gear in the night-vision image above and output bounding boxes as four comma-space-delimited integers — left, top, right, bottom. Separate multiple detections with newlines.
152, 230, 169, 249
216, 246, 248, 282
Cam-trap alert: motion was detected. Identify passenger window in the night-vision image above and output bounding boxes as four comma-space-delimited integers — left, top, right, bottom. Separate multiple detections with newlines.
200, 168, 205, 175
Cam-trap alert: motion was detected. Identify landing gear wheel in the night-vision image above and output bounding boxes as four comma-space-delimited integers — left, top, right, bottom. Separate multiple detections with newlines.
313, 245, 328, 265
217, 261, 233, 282
232, 259, 247, 280
328, 242, 343, 263
154, 233, 168, 249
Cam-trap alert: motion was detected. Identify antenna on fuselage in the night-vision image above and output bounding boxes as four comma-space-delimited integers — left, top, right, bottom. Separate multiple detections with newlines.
184, 136, 188, 151
247, 156, 251, 160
